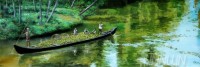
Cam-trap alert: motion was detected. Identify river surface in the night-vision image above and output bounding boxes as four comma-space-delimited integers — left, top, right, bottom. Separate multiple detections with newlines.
0, 0, 200, 67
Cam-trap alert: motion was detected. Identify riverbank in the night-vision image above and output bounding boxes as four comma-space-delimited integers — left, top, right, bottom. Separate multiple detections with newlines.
0, 0, 107, 40
0, 7, 82, 40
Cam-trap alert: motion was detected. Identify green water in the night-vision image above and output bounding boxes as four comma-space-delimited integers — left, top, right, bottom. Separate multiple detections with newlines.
1, 0, 200, 67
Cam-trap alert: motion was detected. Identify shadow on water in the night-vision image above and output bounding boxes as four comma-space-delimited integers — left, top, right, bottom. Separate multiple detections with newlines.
17, 39, 107, 67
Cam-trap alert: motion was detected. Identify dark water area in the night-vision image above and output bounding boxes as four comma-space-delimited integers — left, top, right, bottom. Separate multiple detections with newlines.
0, 0, 200, 67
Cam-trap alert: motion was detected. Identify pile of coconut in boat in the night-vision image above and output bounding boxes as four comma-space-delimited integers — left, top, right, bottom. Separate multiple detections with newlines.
37, 32, 99, 47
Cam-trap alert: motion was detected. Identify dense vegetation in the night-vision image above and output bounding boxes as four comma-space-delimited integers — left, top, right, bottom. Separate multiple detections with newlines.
0, 0, 106, 40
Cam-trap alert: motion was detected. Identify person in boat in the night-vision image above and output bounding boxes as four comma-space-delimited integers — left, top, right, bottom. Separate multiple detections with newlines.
84, 28, 89, 34
25, 28, 30, 47
73, 28, 78, 35
52, 34, 60, 39
99, 22, 103, 34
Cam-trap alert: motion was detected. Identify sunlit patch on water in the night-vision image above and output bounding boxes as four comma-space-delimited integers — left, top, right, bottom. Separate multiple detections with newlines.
103, 40, 118, 67
90, 62, 96, 67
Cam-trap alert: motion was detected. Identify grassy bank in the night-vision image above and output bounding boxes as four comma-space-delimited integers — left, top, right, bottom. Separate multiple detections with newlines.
0, 0, 107, 40
0, 7, 82, 40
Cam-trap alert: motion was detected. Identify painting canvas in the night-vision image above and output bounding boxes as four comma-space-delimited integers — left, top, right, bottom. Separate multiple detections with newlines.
0, 0, 200, 67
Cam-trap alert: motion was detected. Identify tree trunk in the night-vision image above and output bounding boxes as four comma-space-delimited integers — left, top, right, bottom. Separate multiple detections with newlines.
71, 0, 76, 7
12, 0, 16, 17
6, 0, 8, 7
39, 0, 42, 25
33, 0, 36, 11
18, 0, 21, 23
45, 0, 58, 23
46, 0, 51, 18
79, 0, 97, 15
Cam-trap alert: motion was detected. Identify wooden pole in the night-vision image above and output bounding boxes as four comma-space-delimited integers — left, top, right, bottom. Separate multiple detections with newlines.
12, 0, 16, 17
79, 0, 97, 15
45, 0, 58, 23
71, 0, 76, 7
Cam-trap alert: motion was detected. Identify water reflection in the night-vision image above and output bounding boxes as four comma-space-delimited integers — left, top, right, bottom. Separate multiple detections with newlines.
103, 41, 118, 67
16, 40, 107, 67
156, 0, 200, 66
0, 55, 19, 67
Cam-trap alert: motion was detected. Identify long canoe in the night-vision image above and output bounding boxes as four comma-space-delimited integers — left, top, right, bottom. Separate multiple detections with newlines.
14, 27, 117, 54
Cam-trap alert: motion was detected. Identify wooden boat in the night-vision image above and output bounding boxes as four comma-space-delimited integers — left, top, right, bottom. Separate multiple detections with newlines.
14, 27, 117, 54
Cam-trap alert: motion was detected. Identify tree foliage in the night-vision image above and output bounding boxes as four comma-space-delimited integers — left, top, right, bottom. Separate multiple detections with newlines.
0, 0, 107, 40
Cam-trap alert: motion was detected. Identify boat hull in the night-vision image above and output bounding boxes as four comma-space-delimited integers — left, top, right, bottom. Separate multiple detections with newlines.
14, 27, 117, 54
